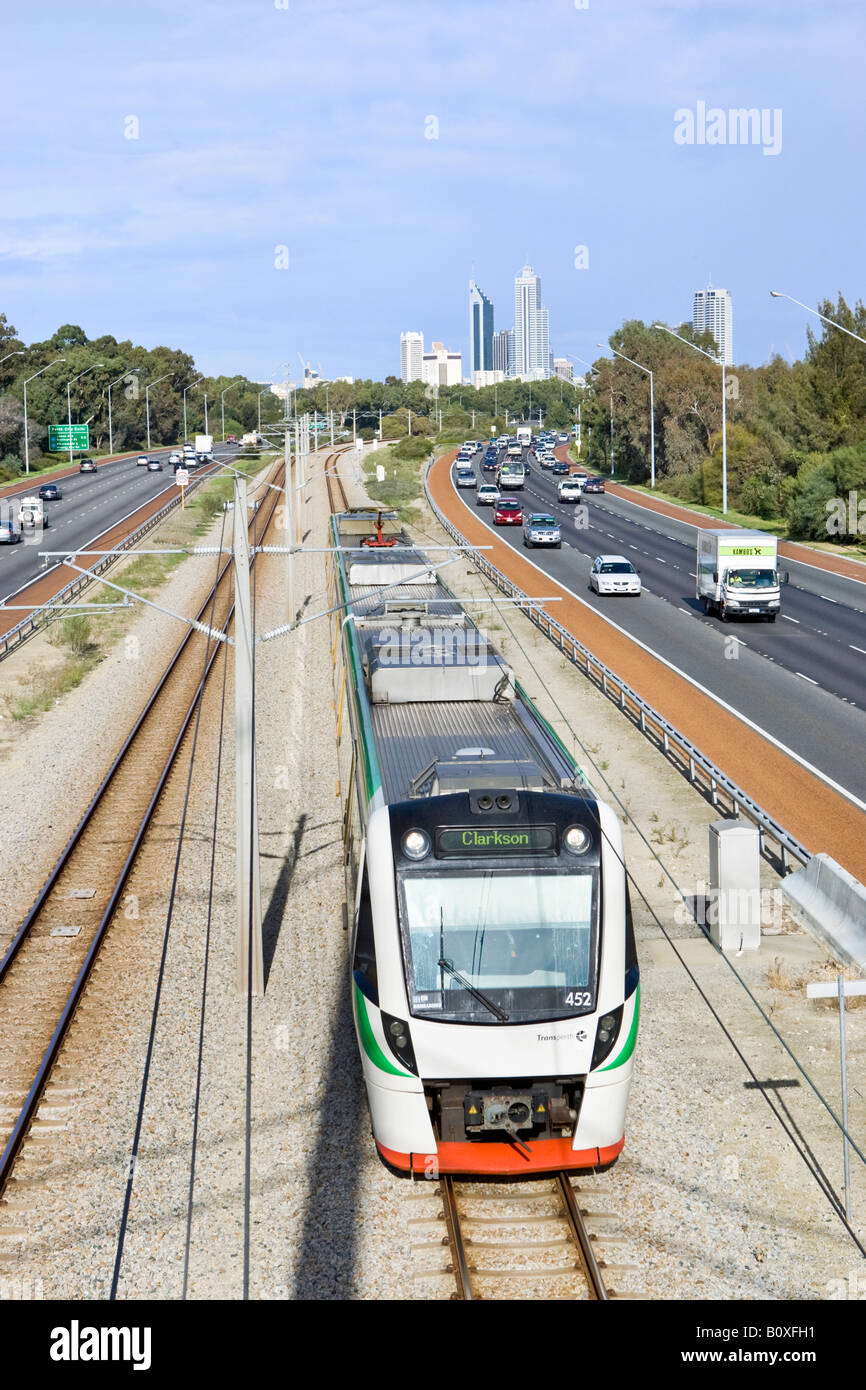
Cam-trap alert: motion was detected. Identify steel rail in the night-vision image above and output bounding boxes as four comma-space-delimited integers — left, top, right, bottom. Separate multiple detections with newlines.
0, 461, 285, 1199
555, 1172, 609, 1300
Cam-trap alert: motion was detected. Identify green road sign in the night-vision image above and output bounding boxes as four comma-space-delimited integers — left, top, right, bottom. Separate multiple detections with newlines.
49, 424, 90, 451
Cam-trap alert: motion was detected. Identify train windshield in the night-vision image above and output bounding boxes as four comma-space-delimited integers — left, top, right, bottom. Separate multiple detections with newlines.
399, 871, 598, 1023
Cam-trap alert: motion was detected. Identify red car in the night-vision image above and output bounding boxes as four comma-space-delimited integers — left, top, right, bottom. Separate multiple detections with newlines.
493, 497, 523, 525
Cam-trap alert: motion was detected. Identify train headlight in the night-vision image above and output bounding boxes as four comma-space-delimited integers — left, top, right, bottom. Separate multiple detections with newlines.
563, 824, 591, 855
591, 1005, 624, 1069
382, 1010, 417, 1074
402, 829, 431, 861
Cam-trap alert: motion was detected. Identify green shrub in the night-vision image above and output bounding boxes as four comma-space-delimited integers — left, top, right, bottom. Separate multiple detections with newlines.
47, 613, 95, 656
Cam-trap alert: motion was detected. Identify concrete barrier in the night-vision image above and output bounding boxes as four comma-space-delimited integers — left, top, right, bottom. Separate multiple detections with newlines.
782, 854, 866, 969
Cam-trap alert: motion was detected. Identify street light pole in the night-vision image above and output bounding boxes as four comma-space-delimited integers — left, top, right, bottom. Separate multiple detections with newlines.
66, 364, 103, 464
183, 376, 204, 444
599, 343, 655, 488
22, 358, 65, 475
145, 372, 174, 451
769, 290, 866, 348
653, 324, 728, 512
107, 367, 141, 455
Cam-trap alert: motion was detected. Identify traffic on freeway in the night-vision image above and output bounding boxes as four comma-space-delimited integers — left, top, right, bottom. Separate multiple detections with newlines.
450, 437, 866, 806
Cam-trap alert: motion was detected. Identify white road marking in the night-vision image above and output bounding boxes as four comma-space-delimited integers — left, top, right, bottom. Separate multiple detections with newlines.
655, 557, 667, 564
849, 644, 866, 655
796, 672, 818, 684
445, 469, 866, 814
783, 615, 800, 623
820, 595, 839, 604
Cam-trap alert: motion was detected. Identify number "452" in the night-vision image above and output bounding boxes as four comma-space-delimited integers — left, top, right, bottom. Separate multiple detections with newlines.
564, 991, 591, 1007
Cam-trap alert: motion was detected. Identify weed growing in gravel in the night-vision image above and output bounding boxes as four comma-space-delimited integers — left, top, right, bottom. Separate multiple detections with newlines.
5, 656, 97, 721
47, 613, 97, 658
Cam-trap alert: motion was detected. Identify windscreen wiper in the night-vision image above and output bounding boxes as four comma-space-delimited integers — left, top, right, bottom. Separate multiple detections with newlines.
437, 957, 509, 1021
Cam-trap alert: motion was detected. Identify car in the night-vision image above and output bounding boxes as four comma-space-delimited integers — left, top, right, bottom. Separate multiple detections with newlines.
226, 434, 237, 444
538, 453, 556, 470
584, 476, 605, 494
523, 513, 562, 548
493, 497, 523, 525
589, 555, 642, 596
0, 519, 21, 544
482, 457, 499, 473
552, 460, 569, 475
137, 455, 150, 467
571, 470, 589, 487
168, 453, 182, 467
456, 467, 477, 488
476, 483, 500, 506
558, 478, 583, 502
147, 458, 164, 471
558, 433, 569, 443
38, 483, 63, 500
79, 458, 97, 473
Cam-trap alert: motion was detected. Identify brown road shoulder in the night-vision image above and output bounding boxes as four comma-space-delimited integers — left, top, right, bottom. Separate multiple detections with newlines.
430, 452, 866, 882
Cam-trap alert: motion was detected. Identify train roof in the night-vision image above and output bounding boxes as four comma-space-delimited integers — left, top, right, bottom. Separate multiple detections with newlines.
332, 513, 587, 807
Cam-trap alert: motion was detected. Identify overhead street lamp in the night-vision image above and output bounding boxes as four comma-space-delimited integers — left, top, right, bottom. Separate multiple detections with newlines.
66, 364, 103, 465
145, 372, 174, 450
23, 358, 66, 475
598, 343, 656, 488
653, 323, 729, 513
221, 378, 243, 442
183, 376, 205, 444
769, 290, 866, 349
0, 350, 25, 369
107, 367, 141, 455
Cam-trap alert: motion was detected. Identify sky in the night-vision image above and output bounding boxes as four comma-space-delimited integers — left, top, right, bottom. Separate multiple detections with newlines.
2, 0, 865, 382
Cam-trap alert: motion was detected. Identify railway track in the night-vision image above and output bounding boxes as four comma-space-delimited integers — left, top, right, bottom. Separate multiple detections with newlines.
407, 1171, 639, 1300
0, 457, 285, 1198
324, 447, 349, 514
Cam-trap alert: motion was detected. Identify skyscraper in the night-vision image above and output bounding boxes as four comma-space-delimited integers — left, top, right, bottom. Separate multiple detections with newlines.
400, 331, 424, 383
693, 285, 733, 365
469, 280, 494, 374
493, 328, 514, 376
514, 265, 551, 378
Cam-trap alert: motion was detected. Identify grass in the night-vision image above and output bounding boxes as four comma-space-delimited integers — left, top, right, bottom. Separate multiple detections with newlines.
6, 614, 102, 720
361, 441, 429, 522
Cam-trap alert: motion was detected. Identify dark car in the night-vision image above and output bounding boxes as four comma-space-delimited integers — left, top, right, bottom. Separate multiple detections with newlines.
0, 519, 22, 544
79, 458, 97, 473
584, 477, 605, 493
552, 460, 569, 475
39, 482, 63, 500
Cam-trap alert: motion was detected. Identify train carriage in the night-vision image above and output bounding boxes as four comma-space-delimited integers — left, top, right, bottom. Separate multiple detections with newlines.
331, 511, 638, 1177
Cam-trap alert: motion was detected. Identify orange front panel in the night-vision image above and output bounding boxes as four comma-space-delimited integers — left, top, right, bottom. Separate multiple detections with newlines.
376, 1135, 624, 1177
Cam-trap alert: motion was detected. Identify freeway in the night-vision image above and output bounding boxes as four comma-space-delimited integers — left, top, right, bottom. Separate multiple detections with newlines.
0, 445, 238, 618
447, 443, 866, 809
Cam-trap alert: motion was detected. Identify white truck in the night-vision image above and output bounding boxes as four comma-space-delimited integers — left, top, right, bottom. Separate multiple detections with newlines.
241, 432, 258, 447
516, 424, 532, 449
195, 433, 214, 460
696, 528, 786, 622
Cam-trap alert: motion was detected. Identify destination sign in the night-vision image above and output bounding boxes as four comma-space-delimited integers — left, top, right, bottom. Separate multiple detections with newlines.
436, 825, 556, 857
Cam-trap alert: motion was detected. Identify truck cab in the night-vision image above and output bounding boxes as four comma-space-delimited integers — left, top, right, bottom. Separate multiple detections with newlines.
696, 528, 786, 622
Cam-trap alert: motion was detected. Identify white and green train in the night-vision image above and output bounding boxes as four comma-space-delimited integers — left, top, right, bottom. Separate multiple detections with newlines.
331, 511, 639, 1178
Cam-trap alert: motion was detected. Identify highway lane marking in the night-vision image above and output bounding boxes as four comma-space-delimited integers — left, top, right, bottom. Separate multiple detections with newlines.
655, 557, 667, 563
444, 467, 866, 815
783, 615, 800, 623
820, 595, 839, 603
850, 644, 866, 655
796, 672, 819, 685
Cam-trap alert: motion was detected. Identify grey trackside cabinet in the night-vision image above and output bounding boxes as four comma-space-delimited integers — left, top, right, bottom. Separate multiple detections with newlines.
708, 820, 761, 951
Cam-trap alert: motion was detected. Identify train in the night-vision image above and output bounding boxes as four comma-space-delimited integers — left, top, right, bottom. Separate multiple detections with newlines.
330, 509, 639, 1177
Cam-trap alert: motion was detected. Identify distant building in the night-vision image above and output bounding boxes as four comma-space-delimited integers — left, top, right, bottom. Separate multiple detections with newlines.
422, 341, 462, 388
693, 285, 733, 365
472, 369, 507, 389
400, 331, 424, 382
553, 358, 574, 382
469, 280, 495, 374
493, 328, 515, 376
514, 265, 551, 378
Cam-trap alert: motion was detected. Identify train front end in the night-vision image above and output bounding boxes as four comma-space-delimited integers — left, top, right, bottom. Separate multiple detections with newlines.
352, 789, 639, 1178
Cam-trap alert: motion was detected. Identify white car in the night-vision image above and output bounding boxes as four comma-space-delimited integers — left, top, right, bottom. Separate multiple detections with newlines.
589, 555, 641, 596
558, 478, 583, 502
168, 453, 182, 467
476, 483, 500, 506
137, 455, 149, 466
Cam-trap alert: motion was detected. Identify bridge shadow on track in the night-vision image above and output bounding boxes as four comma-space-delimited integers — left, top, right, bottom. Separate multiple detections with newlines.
291, 965, 366, 1298
261, 813, 307, 988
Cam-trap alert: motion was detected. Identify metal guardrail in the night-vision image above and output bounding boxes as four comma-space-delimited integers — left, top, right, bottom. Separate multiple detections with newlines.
0, 466, 215, 663
424, 458, 811, 874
